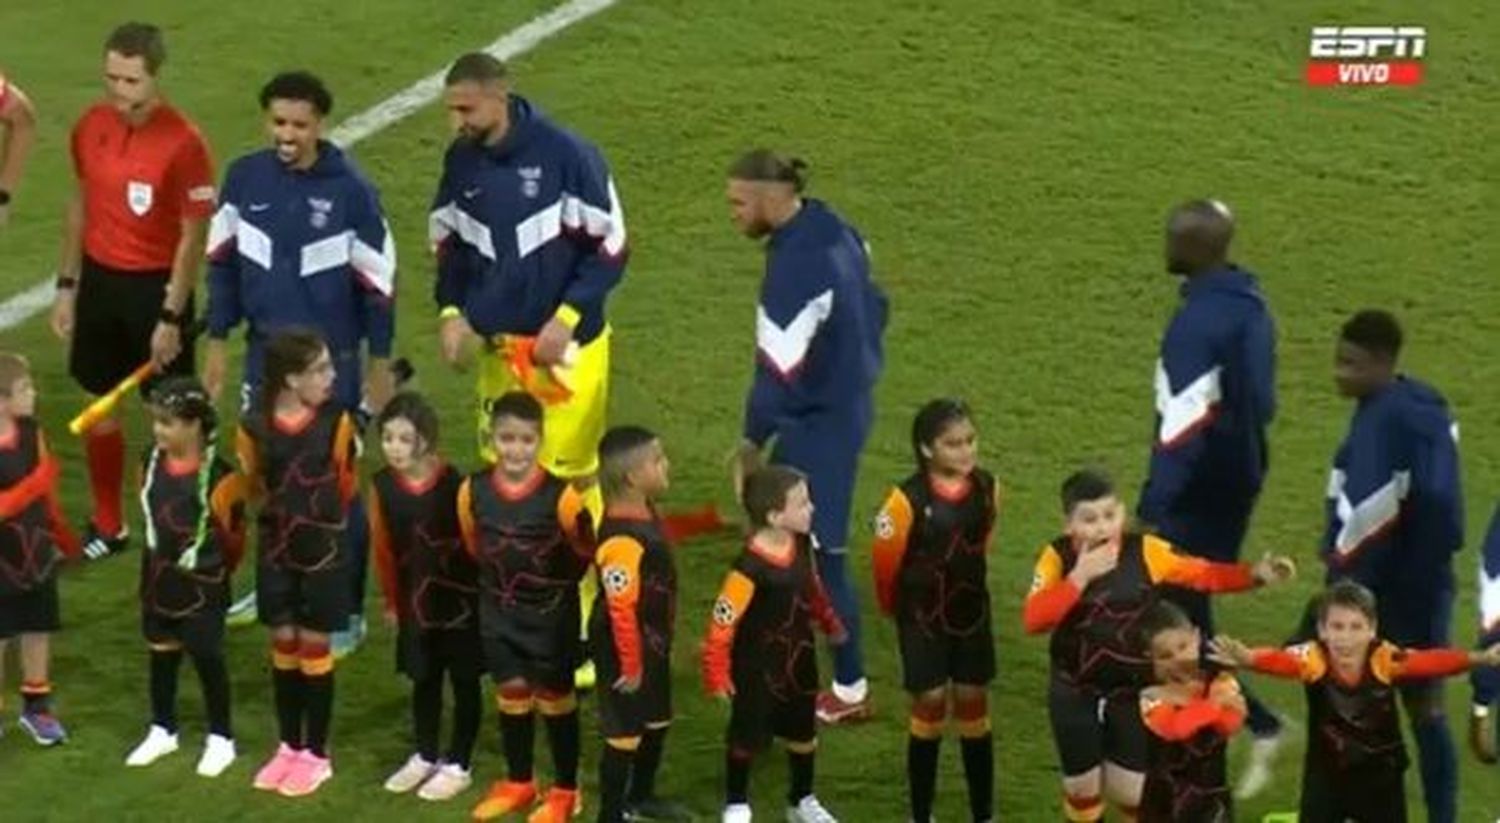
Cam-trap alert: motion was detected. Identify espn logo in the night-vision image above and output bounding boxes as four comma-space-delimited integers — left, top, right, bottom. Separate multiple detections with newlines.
1306, 26, 1426, 86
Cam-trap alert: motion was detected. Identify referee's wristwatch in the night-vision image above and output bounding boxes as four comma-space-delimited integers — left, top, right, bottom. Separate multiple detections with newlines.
159, 306, 187, 326
0, 189, 12, 206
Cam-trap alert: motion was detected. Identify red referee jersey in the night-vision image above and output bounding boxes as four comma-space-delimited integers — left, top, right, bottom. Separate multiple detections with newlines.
70, 101, 216, 273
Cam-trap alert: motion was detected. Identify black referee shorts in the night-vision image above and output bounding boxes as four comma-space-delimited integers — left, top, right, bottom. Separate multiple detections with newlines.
69, 256, 194, 396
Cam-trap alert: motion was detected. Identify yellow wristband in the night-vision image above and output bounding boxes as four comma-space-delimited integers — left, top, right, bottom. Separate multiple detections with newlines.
554, 304, 581, 330
438, 306, 463, 320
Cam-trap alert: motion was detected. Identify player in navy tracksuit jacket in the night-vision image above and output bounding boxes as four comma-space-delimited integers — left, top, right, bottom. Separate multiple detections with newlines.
1322, 309, 1463, 823
1137, 201, 1285, 757
204, 73, 396, 651
727, 150, 886, 722
1471, 504, 1500, 759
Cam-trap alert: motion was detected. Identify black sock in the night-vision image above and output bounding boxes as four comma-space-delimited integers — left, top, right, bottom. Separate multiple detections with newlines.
598, 743, 634, 823
148, 648, 183, 733
192, 652, 233, 739
961, 733, 994, 822
908, 736, 941, 822
303, 671, 334, 757
447, 669, 481, 770
629, 726, 667, 803
726, 748, 752, 805
787, 748, 815, 806
413, 673, 444, 763
500, 711, 536, 782
272, 667, 304, 748
543, 709, 581, 789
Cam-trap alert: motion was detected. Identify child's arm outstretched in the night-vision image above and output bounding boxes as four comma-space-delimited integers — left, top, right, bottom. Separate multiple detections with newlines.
1142, 535, 1295, 594
701, 570, 754, 698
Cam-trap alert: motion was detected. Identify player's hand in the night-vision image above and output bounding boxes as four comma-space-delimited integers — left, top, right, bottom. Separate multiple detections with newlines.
202, 340, 229, 401
1207, 635, 1254, 669
1253, 553, 1297, 586
439, 314, 476, 367
613, 671, 643, 694
365, 358, 396, 414
382, 608, 398, 629
1470, 705, 1498, 764
1474, 643, 1500, 669
150, 321, 182, 369
1067, 537, 1119, 588
50, 290, 75, 340
729, 441, 763, 503
533, 316, 573, 367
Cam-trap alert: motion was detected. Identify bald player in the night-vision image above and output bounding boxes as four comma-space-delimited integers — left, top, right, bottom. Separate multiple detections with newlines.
1137, 200, 1285, 796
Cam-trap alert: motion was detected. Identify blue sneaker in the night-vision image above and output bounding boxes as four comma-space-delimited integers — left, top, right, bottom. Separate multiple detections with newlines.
19, 710, 68, 746
331, 615, 367, 660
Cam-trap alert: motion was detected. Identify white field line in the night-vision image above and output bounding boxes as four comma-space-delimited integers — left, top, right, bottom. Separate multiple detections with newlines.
0, 0, 619, 332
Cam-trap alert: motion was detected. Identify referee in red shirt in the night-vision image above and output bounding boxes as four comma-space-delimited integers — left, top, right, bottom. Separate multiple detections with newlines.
50, 22, 216, 560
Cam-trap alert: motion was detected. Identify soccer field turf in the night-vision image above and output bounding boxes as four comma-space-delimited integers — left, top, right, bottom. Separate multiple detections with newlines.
0, 1, 1496, 820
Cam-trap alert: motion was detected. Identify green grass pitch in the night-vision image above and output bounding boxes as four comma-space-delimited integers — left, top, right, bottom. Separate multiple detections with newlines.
0, 1, 1496, 820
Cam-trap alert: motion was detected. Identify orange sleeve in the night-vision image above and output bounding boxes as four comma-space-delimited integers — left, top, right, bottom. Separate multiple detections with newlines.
1142, 694, 1222, 741
1377, 643, 1471, 682
1142, 535, 1256, 592
806, 554, 844, 636
701, 569, 756, 695
369, 484, 399, 615
0, 450, 59, 518
870, 487, 915, 616
35, 432, 79, 559
210, 471, 248, 571
456, 478, 478, 559
557, 483, 596, 572
1022, 544, 1079, 634
1250, 642, 1326, 682
333, 413, 358, 506
597, 535, 646, 680
235, 425, 262, 502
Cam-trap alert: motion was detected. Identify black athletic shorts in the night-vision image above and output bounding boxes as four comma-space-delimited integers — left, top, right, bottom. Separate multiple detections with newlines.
1300, 764, 1406, 823
400, 624, 482, 682
69, 256, 195, 396
898, 618, 995, 693
0, 577, 61, 637
143, 607, 226, 658
727, 685, 816, 751
483, 630, 578, 693
596, 651, 672, 740
1048, 675, 1147, 776
258, 563, 350, 634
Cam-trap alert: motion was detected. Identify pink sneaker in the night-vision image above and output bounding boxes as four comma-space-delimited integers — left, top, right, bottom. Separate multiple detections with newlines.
278, 750, 333, 797
252, 744, 301, 791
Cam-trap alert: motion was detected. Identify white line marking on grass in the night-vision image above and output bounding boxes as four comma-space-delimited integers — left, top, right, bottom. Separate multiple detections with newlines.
0, 0, 619, 332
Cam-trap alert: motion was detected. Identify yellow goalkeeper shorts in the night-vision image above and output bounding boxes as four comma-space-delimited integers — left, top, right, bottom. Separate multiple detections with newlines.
475, 326, 611, 478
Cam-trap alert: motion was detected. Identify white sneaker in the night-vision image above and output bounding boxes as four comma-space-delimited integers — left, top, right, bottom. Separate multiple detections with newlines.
787, 795, 838, 823
197, 734, 237, 777
384, 753, 438, 794
416, 762, 472, 801
125, 724, 179, 767
1235, 730, 1284, 799
723, 803, 753, 823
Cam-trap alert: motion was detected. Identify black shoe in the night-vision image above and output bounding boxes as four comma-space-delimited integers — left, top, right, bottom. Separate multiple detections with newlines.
627, 796, 693, 822
81, 525, 129, 561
